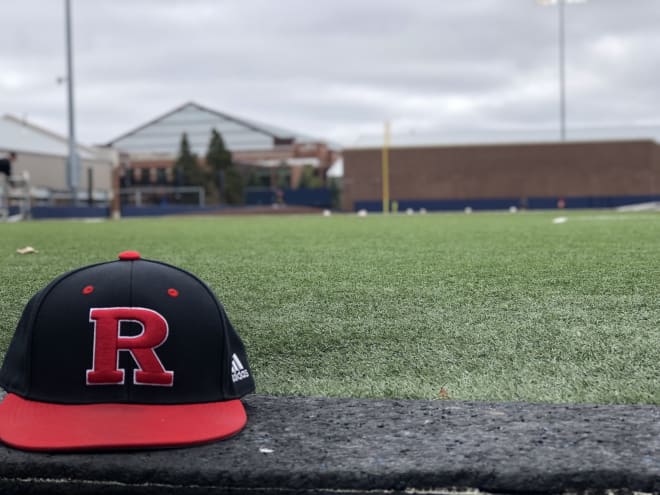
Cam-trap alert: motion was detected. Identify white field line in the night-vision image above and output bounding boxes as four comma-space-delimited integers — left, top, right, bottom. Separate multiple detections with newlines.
553, 214, 660, 224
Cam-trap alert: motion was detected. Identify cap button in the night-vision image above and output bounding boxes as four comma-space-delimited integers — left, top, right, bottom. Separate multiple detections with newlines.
118, 250, 141, 261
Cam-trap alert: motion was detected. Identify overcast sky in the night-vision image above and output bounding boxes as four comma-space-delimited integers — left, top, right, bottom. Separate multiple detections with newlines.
1, 0, 659, 147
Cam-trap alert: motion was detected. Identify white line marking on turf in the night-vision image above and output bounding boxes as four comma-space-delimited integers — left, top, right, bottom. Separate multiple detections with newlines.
553, 214, 660, 224
574, 214, 660, 222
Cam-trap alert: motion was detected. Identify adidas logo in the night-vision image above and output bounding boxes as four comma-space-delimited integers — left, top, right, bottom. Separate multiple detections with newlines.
231, 353, 250, 383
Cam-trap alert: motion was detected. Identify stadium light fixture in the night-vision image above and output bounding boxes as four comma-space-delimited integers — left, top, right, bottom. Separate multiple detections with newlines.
538, 0, 588, 142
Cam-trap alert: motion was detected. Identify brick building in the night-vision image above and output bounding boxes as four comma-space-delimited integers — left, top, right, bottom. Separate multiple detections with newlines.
342, 130, 660, 211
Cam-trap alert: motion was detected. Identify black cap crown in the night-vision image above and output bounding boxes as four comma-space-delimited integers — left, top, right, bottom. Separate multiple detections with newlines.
0, 252, 255, 405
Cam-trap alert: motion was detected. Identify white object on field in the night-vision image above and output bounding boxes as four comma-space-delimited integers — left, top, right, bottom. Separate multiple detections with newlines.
323, 209, 332, 217
16, 246, 38, 254
509, 206, 518, 213
464, 206, 472, 214
357, 209, 368, 217
406, 208, 414, 215
552, 216, 568, 224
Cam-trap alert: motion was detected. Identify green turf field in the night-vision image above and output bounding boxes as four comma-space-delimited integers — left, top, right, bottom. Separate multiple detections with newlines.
1, 211, 658, 405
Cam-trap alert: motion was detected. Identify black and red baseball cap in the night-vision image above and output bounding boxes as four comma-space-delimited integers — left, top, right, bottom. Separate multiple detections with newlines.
0, 251, 255, 451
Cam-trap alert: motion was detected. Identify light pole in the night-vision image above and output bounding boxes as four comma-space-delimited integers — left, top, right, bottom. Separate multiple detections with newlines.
538, 0, 586, 142
65, 0, 80, 204
558, 0, 566, 141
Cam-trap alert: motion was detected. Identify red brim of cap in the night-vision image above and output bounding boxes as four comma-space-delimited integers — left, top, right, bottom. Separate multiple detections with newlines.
0, 393, 247, 452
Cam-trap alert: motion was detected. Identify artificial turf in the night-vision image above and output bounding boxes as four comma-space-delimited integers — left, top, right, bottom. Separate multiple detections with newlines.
0, 210, 658, 405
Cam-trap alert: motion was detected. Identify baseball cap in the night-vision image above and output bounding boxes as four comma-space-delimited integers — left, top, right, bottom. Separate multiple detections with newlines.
0, 251, 255, 451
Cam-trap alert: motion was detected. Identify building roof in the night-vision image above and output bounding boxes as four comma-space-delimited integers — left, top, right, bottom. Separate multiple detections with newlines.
350, 124, 660, 149
106, 101, 322, 156
0, 115, 98, 160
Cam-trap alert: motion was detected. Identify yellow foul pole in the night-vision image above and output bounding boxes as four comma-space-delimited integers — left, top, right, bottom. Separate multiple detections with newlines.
382, 121, 390, 214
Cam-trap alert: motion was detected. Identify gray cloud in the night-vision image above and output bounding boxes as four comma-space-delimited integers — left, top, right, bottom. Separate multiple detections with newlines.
1, 0, 659, 147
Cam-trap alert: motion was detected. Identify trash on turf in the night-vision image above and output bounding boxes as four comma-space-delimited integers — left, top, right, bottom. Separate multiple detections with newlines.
16, 246, 38, 254
552, 216, 568, 224
259, 447, 274, 454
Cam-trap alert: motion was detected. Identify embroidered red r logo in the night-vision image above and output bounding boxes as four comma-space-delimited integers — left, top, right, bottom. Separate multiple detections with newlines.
86, 307, 174, 386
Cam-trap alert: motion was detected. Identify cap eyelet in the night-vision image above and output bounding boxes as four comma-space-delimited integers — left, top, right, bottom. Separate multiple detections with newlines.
167, 288, 179, 298
82, 285, 94, 295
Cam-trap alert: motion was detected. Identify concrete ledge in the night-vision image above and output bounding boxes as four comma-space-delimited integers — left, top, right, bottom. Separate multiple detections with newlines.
0, 395, 658, 494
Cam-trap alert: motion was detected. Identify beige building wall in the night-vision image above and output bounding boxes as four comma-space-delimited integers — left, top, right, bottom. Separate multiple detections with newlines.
11, 152, 114, 193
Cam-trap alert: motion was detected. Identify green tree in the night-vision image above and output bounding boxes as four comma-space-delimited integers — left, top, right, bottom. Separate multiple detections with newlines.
205, 129, 232, 171
204, 129, 243, 204
329, 177, 341, 209
298, 164, 323, 189
174, 133, 203, 186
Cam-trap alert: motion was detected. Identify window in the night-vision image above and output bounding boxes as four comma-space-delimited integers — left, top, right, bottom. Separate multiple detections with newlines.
156, 168, 168, 185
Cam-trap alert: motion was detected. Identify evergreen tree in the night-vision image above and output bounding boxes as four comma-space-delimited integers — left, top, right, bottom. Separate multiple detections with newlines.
298, 164, 324, 189
205, 129, 232, 171
174, 133, 203, 186
204, 129, 244, 204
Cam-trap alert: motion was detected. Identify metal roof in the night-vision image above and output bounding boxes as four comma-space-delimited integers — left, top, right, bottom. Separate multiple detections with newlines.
0, 115, 97, 159
106, 101, 321, 156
